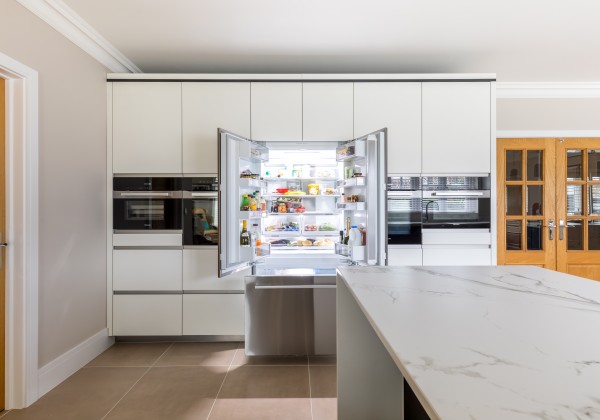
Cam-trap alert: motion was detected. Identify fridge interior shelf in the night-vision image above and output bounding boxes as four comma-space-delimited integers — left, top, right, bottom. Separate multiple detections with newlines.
239, 210, 265, 219
337, 202, 366, 210
263, 177, 339, 182
263, 194, 340, 198
336, 141, 366, 161
338, 177, 366, 188
239, 178, 263, 188
265, 211, 340, 216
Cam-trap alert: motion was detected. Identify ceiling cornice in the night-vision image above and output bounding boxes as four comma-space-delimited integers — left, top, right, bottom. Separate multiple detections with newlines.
16, 0, 141, 73
496, 82, 600, 99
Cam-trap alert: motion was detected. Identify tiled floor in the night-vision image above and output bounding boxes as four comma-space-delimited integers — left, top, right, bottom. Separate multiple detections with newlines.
3, 342, 337, 420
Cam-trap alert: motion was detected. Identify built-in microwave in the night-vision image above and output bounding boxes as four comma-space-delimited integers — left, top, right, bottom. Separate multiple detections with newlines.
113, 177, 182, 231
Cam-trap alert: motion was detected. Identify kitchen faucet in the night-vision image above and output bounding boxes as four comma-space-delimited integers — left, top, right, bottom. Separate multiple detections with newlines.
424, 200, 439, 223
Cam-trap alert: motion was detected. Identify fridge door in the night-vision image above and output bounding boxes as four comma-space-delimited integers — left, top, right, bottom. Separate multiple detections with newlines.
336, 129, 387, 265
218, 129, 268, 277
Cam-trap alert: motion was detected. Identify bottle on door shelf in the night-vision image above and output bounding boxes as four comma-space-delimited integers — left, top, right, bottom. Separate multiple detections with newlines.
240, 220, 250, 247
260, 196, 267, 212
251, 223, 260, 247
240, 194, 250, 211
249, 194, 258, 211
343, 217, 351, 245
348, 226, 361, 246
359, 224, 367, 246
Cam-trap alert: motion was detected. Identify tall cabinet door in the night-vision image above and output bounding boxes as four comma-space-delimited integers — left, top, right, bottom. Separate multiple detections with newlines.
113, 82, 182, 173
303, 83, 354, 141
354, 83, 421, 174
182, 83, 250, 174
251, 82, 302, 141
422, 82, 491, 173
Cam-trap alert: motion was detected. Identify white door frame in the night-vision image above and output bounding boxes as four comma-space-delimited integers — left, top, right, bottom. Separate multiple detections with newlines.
0, 51, 39, 409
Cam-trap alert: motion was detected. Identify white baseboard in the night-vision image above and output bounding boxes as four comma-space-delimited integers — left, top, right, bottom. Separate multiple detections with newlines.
38, 329, 114, 398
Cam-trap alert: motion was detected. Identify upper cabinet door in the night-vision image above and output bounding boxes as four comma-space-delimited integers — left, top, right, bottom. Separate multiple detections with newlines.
303, 83, 354, 141
422, 82, 491, 174
251, 82, 302, 141
354, 83, 421, 174
182, 82, 250, 174
113, 82, 182, 174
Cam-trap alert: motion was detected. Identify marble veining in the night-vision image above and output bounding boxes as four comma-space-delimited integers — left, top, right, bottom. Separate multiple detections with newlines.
337, 265, 600, 419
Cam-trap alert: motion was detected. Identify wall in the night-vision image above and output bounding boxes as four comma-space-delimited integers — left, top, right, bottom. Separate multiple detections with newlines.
0, 1, 108, 367
497, 98, 600, 131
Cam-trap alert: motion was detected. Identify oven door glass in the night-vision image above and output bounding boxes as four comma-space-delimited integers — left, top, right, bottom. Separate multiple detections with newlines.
422, 196, 491, 228
113, 197, 182, 230
387, 196, 422, 245
184, 194, 219, 245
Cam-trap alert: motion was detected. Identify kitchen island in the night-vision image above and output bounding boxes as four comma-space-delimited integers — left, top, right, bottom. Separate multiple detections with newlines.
337, 265, 600, 419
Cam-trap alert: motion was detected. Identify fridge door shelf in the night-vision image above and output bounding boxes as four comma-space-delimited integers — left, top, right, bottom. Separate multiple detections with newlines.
263, 177, 339, 183
336, 141, 366, 161
335, 243, 366, 261
337, 177, 366, 188
263, 194, 341, 199
265, 211, 341, 216
238, 178, 263, 188
239, 210, 265, 219
337, 202, 367, 210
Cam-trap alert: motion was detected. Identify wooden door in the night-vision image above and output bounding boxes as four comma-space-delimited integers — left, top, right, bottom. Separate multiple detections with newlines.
1, 77, 6, 410
556, 139, 600, 280
497, 138, 556, 268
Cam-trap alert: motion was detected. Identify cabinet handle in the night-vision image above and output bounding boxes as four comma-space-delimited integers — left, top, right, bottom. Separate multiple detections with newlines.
547, 219, 555, 241
559, 219, 565, 241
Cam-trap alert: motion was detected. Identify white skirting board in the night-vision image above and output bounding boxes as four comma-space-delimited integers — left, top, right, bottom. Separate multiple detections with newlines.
37, 329, 114, 398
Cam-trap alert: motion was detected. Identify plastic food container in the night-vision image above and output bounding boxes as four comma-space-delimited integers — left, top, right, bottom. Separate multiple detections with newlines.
308, 184, 319, 195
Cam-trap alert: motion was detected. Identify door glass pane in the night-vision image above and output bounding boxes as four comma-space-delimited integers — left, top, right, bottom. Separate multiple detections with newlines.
506, 220, 522, 250
567, 185, 583, 215
589, 185, 600, 215
567, 220, 584, 250
527, 185, 543, 215
567, 150, 583, 180
589, 220, 600, 250
588, 150, 600, 180
506, 150, 522, 181
527, 150, 543, 181
506, 186, 522, 215
526, 220, 543, 250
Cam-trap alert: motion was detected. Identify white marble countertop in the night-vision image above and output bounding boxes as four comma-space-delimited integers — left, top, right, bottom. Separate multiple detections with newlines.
337, 265, 600, 419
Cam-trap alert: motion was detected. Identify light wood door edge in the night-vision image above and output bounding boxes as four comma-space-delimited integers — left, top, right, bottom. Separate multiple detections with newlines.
0, 77, 6, 410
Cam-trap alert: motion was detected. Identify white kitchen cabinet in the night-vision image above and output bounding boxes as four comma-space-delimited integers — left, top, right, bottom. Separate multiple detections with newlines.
303, 83, 354, 141
183, 248, 246, 291
113, 294, 182, 335
251, 83, 302, 141
422, 246, 492, 266
387, 247, 423, 266
113, 82, 182, 173
182, 294, 244, 335
354, 83, 421, 174
113, 249, 182, 291
422, 82, 491, 174
182, 83, 250, 174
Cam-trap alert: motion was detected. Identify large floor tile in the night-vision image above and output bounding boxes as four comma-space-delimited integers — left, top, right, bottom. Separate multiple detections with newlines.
155, 342, 238, 366
3, 367, 147, 420
232, 350, 308, 366
87, 342, 172, 367
310, 366, 337, 420
105, 366, 227, 420
209, 398, 312, 420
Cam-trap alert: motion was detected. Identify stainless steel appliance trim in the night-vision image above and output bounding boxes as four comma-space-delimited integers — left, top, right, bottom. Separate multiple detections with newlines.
388, 244, 422, 249
183, 290, 244, 294
113, 191, 183, 198
114, 230, 183, 234
421, 173, 490, 177
113, 291, 183, 295
183, 173, 218, 178
388, 191, 421, 198
255, 285, 336, 290
113, 173, 183, 177
113, 246, 183, 250
183, 245, 218, 249
423, 190, 490, 198
183, 191, 218, 198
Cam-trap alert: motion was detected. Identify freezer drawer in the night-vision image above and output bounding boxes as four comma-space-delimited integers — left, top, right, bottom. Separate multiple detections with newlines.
183, 294, 244, 335
113, 294, 182, 336
245, 275, 336, 356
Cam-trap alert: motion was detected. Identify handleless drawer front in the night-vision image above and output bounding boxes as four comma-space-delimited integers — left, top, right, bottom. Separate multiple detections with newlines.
422, 246, 491, 266
387, 248, 423, 266
183, 248, 245, 291
183, 294, 244, 335
113, 249, 182, 291
113, 294, 182, 336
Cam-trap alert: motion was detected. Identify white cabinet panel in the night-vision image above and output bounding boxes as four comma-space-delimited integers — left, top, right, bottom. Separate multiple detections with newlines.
303, 83, 353, 141
183, 248, 246, 291
113, 249, 182, 291
422, 82, 491, 174
182, 83, 250, 174
422, 229, 491, 245
183, 294, 244, 335
113, 82, 182, 173
422, 247, 492, 266
113, 294, 182, 336
354, 83, 421, 174
251, 83, 302, 141
387, 248, 422, 266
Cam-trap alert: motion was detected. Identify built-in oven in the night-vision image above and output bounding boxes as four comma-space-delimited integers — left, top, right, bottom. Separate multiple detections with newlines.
421, 176, 491, 229
113, 176, 182, 231
183, 177, 219, 245
387, 176, 422, 245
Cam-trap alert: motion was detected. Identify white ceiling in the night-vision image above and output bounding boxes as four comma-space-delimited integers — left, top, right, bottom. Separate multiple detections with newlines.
62, 0, 600, 81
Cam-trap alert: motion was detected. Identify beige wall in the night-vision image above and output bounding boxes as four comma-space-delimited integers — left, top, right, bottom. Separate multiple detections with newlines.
498, 98, 600, 131
0, 1, 108, 367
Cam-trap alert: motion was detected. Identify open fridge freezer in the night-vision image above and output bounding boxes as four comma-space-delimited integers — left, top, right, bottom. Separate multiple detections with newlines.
217, 128, 387, 355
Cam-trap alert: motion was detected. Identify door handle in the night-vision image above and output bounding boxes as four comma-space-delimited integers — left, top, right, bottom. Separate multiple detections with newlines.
547, 219, 555, 241
559, 219, 565, 240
